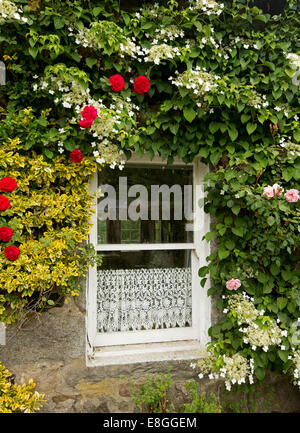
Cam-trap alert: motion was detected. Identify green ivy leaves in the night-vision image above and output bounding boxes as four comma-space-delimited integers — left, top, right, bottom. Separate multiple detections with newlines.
183, 107, 196, 123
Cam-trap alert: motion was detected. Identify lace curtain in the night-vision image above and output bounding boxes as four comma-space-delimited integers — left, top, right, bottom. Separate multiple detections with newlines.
97, 267, 192, 333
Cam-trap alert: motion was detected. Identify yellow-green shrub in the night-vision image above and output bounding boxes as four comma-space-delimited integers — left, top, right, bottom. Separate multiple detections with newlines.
0, 138, 98, 324
0, 361, 44, 413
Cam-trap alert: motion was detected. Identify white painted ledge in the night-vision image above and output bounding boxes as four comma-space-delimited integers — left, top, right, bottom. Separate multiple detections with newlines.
87, 340, 201, 367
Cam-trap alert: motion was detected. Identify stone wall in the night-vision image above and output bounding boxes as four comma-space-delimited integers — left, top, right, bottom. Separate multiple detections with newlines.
0, 289, 299, 413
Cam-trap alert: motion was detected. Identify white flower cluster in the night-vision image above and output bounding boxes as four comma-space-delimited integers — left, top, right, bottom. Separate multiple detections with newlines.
73, 26, 99, 50
139, 3, 161, 18
71, 24, 141, 59
195, 351, 254, 390
79, 95, 137, 169
228, 292, 258, 323
33, 75, 90, 108
233, 36, 260, 50
145, 44, 181, 65
189, 0, 224, 15
273, 103, 291, 117
32, 74, 129, 169
194, 351, 218, 376
227, 293, 283, 352
246, 319, 282, 350
291, 350, 300, 388
223, 354, 253, 391
278, 136, 300, 157
0, 0, 28, 23
171, 67, 219, 106
286, 53, 300, 70
154, 25, 184, 42
247, 91, 269, 109
119, 37, 142, 59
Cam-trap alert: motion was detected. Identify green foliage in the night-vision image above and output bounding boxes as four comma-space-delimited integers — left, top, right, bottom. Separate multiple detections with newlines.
0, 112, 100, 324
0, 361, 44, 413
0, 0, 299, 386
183, 380, 222, 413
221, 379, 278, 413
129, 372, 222, 413
129, 371, 174, 413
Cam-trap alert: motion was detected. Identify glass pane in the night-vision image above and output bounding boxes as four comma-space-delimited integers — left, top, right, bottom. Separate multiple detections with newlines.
97, 250, 192, 333
97, 164, 193, 244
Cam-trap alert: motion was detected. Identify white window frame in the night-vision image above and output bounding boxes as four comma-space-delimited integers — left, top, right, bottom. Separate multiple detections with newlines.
86, 155, 211, 366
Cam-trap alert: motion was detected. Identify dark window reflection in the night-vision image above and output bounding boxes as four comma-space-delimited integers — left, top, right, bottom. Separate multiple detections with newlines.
98, 250, 191, 270
97, 164, 193, 244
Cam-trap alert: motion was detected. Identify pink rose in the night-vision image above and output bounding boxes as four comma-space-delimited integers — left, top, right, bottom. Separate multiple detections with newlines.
284, 189, 299, 203
226, 278, 241, 291
263, 185, 274, 199
272, 183, 284, 196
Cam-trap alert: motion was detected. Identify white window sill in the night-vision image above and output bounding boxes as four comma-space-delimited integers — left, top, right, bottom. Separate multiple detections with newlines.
87, 340, 201, 367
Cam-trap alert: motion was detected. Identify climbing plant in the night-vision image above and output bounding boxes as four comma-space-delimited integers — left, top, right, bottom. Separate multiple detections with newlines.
0, 0, 299, 390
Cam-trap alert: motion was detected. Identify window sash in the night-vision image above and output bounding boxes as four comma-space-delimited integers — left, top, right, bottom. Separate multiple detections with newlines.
94, 243, 195, 251
87, 156, 211, 350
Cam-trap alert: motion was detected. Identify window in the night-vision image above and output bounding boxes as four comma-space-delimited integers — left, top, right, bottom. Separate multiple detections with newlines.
87, 155, 211, 365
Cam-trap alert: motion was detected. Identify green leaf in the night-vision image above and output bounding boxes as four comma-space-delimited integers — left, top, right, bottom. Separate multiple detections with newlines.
47, 299, 55, 306
267, 216, 275, 226
285, 68, 296, 78
198, 266, 209, 277
241, 114, 250, 124
228, 128, 238, 141
93, 7, 102, 16
270, 263, 280, 276
293, 129, 300, 142
54, 16, 65, 29
141, 22, 153, 30
278, 350, 288, 363
263, 61, 275, 71
43, 149, 53, 159
225, 239, 235, 250
209, 122, 220, 134
210, 151, 221, 165
232, 227, 243, 237
28, 47, 38, 58
255, 367, 265, 381
246, 123, 257, 135
183, 107, 196, 123
254, 14, 267, 23
217, 94, 225, 105
218, 247, 230, 260
86, 57, 97, 68
277, 297, 287, 311
232, 204, 240, 215
204, 231, 215, 241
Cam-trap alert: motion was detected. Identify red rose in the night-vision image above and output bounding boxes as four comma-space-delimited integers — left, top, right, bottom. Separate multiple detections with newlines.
284, 221, 289, 226
0, 196, 11, 211
273, 124, 278, 129
133, 76, 150, 94
109, 74, 125, 92
4, 246, 20, 261
0, 176, 18, 192
79, 118, 94, 128
81, 105, 98, 122
70, 149, 84, 163
0, 227, 13, 242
